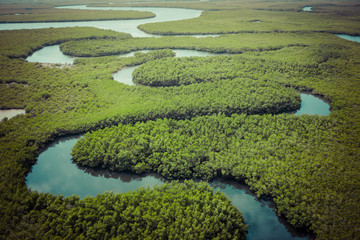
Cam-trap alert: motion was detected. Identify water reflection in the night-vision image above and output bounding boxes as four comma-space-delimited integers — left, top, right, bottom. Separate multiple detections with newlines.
26, 136, 164, 198
211, 178, 314, 240
27, 135, 311, 239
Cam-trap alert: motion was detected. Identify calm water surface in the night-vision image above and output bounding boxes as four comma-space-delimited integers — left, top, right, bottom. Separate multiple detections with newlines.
27, 136, 164, 198
26, 45, 219, 85
114, 49, 218, 85
27, 136, 312, 240
27, 44, 331, 116
295, 94, 330, 116
4, 5, 321, 238
113, 66, 138, 85
0, 109, 25, 121
336, 34, 360, 43
27, 45, 77, 64
0, 5, 201, 37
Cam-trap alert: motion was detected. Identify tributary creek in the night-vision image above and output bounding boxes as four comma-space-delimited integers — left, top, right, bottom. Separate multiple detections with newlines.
25, 46, 320, 239
2, 4, 326, 239
27, 135, 312, 240
26, 44, 330, 116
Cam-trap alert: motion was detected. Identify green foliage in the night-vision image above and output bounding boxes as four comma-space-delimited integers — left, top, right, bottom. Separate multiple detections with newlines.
9, 181, 247, 239
0, 27, 131, 58
60, 32, 345, 57
70, 111, 360, 240
132, 55, 282, 86
0, 9, 155, 23
71, 114, 333, 181
138, 7, 360, 35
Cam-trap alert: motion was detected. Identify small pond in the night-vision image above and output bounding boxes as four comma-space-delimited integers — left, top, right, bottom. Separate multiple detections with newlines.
26, 135, 312, 240
302, 6, 312, 11
0, 109, 26, 121
295, 94, 330, 116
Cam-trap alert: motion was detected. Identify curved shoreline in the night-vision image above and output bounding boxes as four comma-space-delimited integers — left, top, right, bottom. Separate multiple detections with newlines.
28, 133, 314, 239
0, 15, 156, 24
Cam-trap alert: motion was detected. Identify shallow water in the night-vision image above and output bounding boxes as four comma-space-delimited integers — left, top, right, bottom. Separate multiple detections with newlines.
27, 45, 77, 64
295, 94, 330, 116
302, 6, 312, 11
0, 5, 202, 37
113, 66, 138, 85
4, 5, 322, 238
27, 135, 311, 240
336, 34, 360, 43
26, 136, 164, 198
0, 109, 26, 121
27, 44, 219, 64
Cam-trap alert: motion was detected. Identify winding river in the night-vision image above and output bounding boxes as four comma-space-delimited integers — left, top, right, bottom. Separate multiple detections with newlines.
0, 5, 202, 37
27, 135, 312, 240
26, 44, 324, 239
27, 43, 330, 117
1, 4, 330, 239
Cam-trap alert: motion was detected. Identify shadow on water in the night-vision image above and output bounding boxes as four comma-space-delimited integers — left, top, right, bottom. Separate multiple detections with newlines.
76, 163, 165, 183
27, 134, 314, 239
211, 178, 315, 240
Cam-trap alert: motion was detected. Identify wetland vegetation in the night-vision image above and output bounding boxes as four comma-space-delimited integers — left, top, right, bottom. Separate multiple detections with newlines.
0, 0, 359, 239
0, 8, 155, 23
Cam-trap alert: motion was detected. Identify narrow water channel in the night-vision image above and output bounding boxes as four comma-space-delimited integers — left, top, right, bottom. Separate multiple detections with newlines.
336, 34, 360, 43
27, 45, 77, 64
26, 135, 312, 240
0, 5, 202, 37
27, 45, 331, 117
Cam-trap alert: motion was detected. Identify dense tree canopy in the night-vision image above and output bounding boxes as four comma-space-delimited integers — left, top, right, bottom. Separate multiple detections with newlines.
9, 181, 248, 239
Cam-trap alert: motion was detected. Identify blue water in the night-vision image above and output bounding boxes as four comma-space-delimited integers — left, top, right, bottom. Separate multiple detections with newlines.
0, 5, 201, 37
296, 94, 330, 116
336, 34, 360, 43
27, 136, 312, 239
26, 136, 164, 198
